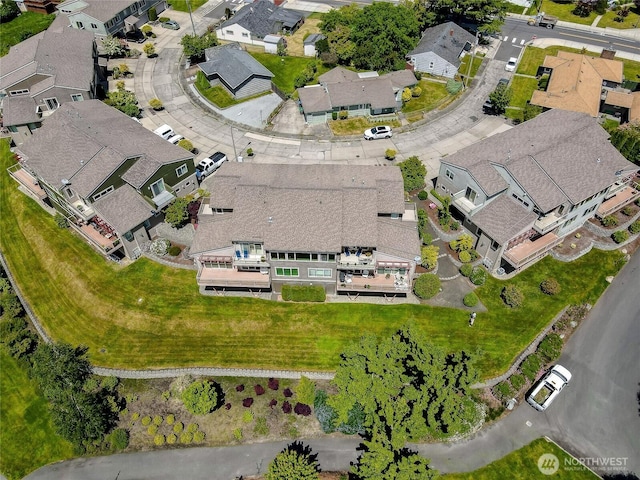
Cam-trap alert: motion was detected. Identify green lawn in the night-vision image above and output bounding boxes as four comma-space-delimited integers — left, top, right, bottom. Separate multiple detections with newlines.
195, 71, 270, 108
536, 0, 598, 25
0, 142, 625, 378
0, 12, 55, 57
443, 438, 597, 479
329, 117, 402, 136
0, 350, 74, 480
505, 1, 530, 14
595, 7, 640, 29
167, 0, 208, 12
459, 55, 485, 82
401, 80, 450, 114
510, 76, 540, 108
249, 52, 330, 94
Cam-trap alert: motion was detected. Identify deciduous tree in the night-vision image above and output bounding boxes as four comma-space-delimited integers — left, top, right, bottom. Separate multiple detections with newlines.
101, 36, 124, 59
0, 0, 20, 23
180, 32, 218, 61
397, 156, 426, 191
104, 89, 140, 117
488, 83, 512, 114
265, 442, 319, 480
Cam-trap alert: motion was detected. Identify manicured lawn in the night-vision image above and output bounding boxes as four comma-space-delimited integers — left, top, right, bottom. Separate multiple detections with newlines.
402, 80, 451, 114
249, 52, 331, 94
596, 7, 640, 29
195, 72, 269, 108
167, 0, 208, 12
536, 0, 598, 25
0, 350, 74, 480
443, 438, 597, 479
0, 142, 625, 378
459, 54, 485, 82
505, 1, 530, 14
621, 55, 640, 82
328, 117, 401, 136
0, 12, 55, 57
510, 76, 540, 108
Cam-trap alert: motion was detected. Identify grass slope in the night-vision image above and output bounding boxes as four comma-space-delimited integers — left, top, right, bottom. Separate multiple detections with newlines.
443, 438, 597, 479
0, 12, 55, 57
0, 350, 74, 480
0, 142, 624, 378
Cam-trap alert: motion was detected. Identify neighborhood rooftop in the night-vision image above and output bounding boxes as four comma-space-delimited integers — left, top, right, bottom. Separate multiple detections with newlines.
57, 0, 135, 23
409, 21, 475, 66
219, 0, 303, 38
199, 43, 274, 89
441, 109, 635, 212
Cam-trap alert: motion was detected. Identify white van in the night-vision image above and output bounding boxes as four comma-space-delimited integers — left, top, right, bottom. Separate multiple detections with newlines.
167, 134, 184, 145
153, 124, 174, 140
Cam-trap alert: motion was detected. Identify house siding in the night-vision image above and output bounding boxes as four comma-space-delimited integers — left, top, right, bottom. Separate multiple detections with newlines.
234, 76, 272, 99
140, 160, 197, 198
410, 52, 458, 78
216, 25, 264, 46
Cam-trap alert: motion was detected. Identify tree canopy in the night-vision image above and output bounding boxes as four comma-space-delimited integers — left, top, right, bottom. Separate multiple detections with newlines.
265, 442, 319, 480
397, 156, 427, 192
488, 83, 512, 114
104, 88, 140, 117
180, 32, 218, 61
101, 36, 124, 59
0, 0, 20, 23
610, 121, 640, 164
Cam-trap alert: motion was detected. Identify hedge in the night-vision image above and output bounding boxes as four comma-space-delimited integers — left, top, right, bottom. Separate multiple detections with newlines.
537, 333, 563, 362
463, 292, 479, 307
281, 285, 326, 302
413, 274, 441, 299
520, 354, 543, 381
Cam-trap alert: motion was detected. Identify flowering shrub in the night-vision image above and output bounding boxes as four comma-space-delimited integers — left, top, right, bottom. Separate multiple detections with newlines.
269, 399, 277, 408
149, 238, 170, 256
236, 384, 244, 392
268, 378, 279, 390
254, 384, 265, 395
283, 388, 293, 398
242, 398, 254, 408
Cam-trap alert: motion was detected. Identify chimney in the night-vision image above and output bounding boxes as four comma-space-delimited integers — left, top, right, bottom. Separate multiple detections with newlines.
450, 29, 454, 36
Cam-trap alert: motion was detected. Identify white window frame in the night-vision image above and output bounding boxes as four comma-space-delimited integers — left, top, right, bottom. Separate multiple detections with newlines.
150, 178, 165, 197
10, 89, 29, 95
76, 21, 84, 29
71, 93, 84, 102
445, 169, 454, 180
175, 164, 188, 177
308, 268, 332, 278
44, 97, 59, 110
226, 29, 234, 35
92, 185, 114, 201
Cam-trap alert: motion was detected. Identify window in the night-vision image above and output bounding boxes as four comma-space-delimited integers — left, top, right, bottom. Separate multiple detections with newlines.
65, 188, 73, 198
309, 268, 332, 278
150, 178, 165, 197
76, 21, 84, 28
465, 186, 477, 203
175, 164, 188, 177
92, 185, 114, 201
9, 89, 29, 96
226, 29, 234, 35
275, 267, 299, 277
297, 253, 311, 261
242, 32, 249, 37
445, 169, 454, 180
71, 94, 84, 102
44, 98, 59, 110
391, 213, 399, 219
428, 61, 434, 69
90, 23, 98, 29
123, 231, 134, 241
490, 240, 499, 251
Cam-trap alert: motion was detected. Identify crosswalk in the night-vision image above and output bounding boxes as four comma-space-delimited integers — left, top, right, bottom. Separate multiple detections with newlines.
502, 36, 531, 46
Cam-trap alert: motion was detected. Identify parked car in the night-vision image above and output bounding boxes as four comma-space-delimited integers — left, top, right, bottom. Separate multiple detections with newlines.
505, 57, 518, 72
161, 20, 180, 30
167, 134, 184, 145
526, 365, 572, 411
364, 125, 393, 140
124, 30, 145, 43
153, 124, 174, 140
196, 152, 227, 180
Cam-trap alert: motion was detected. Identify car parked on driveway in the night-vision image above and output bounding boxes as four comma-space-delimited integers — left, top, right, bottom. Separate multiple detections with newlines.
196, 152, 227, 181
124, 30, 145, 43
526, 365, 572, 411
505, 57, 518, 72
161, 20, 180, 30
364, 125, 392, 140
153, 124, 174, 140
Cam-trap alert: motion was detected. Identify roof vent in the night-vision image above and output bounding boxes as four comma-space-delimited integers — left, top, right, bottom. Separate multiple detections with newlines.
61, 178, 71, 185
596, 158, 601, 164
268, 216, 273, 223
450, 29, 454, 36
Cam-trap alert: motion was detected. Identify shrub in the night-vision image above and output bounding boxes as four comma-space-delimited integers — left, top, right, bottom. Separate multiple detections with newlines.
493, 381, 513, 401
601, 215, 618, 227
446, 79, 463, 94
629, 220, 640, 235
295, 376, 316, 405
147, 424, 158, 435
246, 147, 254, 156
411, 86, 422, 97
397, 156, 426, 191
402, 87, 412, 103
265, 445, 320, 480
233, 428, 243, 441
243, 398, 254, 408
236, 384, 244, 392
149, 98, 163, 110
451, 220, 460, 231
463, 292, 479, 307
154, 434, 165, 446
421, 245, 439, 269
469, 266, 487, 285
268, 378, 279, 390
501, 285, 524, 308
622, 206, 634, 216
460, 263, 473, 277
282, 401, 292, 414
338, 110, 348, 120
459, 250, 471, 263
166, 433, 177, 444
417, 190, 428, 200
173, 422, 184, 434
242, 410, 254, 423
537, 333, 563, 362
269, 399, 278, 408
141, 25, 152, 36
141, 416, 152, 426
110, 428, 129, 450
281, 285, 325, 302
149, 7, 158, 21
255, 384, 265, 395
540, 278, 561, 296
510, 374, 525, 391
131, 412, 140, 421
180, 432, 193, 444
385, 149, 396, 160
612, 230, 629, 243
331, 111, 338, 121
450, 234, 473, 252
182, 380, 220, 415
294, 403, 312, 416
314, 390, 338, 433
225, 403, 232, 410
150, 238, 170, 255
413, 273, 441, 299
143, 42, 156, 57
166, 414, 175, 425
177, 138, 194, 152
187, 423, 199, 433
520, 354, 543, 381
153, 415, 163, 426
193, 431, 205, 442
55, 213, 68, 229
283, 388, 293, 397
254, 416, 269, 435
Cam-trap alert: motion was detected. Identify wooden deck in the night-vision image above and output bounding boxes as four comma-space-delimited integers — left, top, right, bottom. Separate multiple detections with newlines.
9, 166, 47, 200
597, 185, 640, 218
337, 272, 409, 293
504, 233, 560, 267
197, 267, 271, 288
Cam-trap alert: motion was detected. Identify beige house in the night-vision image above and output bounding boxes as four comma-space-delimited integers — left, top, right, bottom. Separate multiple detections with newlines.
190, 163, 421, 296
530, 51, 640, 123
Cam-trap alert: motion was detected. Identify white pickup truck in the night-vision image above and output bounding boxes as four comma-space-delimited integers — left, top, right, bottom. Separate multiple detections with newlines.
526, 365, 572, 411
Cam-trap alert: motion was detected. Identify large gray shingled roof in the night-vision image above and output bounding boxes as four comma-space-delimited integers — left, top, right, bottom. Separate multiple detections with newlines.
409, 21, 475, 66
219, 0, 303, 38
199, 43, 273, 89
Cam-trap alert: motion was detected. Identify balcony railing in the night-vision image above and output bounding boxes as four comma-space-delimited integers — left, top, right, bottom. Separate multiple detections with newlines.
533, 211, 563, 234
6, 163, 47, 200
597, 184, 640, 218
69, 222, 121, 254
337, 272, 409, 293
452, 190, 481, 215
503, 232, 561, 268
338, 251, 375, 268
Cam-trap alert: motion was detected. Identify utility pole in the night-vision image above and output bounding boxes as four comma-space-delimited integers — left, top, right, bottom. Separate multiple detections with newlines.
186, 0, 196, 36
230, 125, 238, 161
465, 32, 479, 89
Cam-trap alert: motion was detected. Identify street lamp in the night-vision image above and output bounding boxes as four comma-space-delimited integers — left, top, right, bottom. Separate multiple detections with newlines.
186, 0, 196, 36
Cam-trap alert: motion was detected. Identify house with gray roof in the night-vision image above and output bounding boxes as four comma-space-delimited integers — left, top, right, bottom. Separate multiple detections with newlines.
297, 66, 417, 124
8, 100, 198, 260
56, 0, 167, 37
407, 22, 475, 79
0, 26, 101, 146
215, 0, 303, 47
190, 163, 421, 296
435, 109, 639, 274
198, 43, 274, 99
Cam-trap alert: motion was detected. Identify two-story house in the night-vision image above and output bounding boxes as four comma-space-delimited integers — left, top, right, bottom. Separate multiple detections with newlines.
56, 0, 168, 37
8, 100, 198, 260
0, 25, 102, 146
435, 109, 638, 274
215, 0, 304, 47
189, 163, 421, 296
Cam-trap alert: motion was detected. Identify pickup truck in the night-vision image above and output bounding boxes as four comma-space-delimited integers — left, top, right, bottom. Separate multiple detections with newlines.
527, 12, 558, 28
526, 365, 572, 411
196, 151, 227, 181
